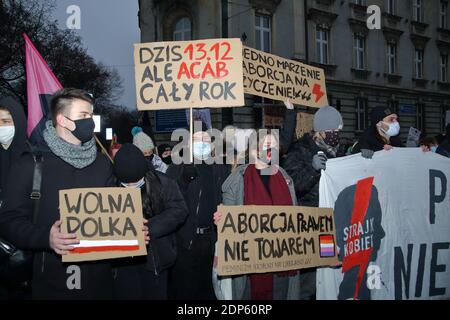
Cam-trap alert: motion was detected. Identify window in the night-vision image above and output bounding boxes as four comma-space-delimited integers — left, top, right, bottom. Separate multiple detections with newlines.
442, 105, 449, 131
387, 43, 397, 74
354, 35, 366, 70
413, 0, 423, 22
441, 54, 448, 83
387, 0, 396, 15
414, 49, 424, 79
316, 27, 329, 65
354, 0, 366, 5
173, 17, 191, 41
255, 15, 271, 53
356, 98, 368, 131
441, 1, 449, 29
416, 103, 425, 131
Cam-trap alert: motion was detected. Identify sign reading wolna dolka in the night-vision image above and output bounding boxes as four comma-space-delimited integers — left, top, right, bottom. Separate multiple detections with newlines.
60, 188, 147, 262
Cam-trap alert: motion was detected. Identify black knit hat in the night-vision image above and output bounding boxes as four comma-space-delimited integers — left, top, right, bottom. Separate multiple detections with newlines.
370, 106, 394, 126
113, 143, 148, 183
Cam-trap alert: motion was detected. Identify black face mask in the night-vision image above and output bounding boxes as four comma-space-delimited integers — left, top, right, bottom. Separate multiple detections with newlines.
66, 117, 95, 143
324, 131, 340, 148
161, 155, 172, 165
145, 154, 155, 162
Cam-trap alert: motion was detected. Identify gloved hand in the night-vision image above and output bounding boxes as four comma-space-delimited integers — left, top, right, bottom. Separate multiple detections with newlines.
361, 149, 375, 159
312, 153, 327, 171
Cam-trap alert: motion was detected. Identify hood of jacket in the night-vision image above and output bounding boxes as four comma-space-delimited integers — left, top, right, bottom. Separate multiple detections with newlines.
0, 96, 28, 155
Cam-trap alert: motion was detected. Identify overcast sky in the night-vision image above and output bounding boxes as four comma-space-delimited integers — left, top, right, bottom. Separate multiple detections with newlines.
53, 0, 140, 109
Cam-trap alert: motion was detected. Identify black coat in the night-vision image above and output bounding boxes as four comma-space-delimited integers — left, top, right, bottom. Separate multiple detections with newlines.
0, 97, 29, 204
283, 134, 339, 207
352, 126, 404, 153
0, 150, 115, 299
115, 170, 188, 273
166, 164, 230, 251
112, 171, 188, 299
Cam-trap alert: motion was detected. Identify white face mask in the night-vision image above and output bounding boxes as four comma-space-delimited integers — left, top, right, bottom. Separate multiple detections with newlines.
121, 177, 145, 189
382, 122, 400, 137
0, 126, 15, 145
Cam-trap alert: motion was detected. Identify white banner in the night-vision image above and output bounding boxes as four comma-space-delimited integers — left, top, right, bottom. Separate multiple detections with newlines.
317, 148, 450, 300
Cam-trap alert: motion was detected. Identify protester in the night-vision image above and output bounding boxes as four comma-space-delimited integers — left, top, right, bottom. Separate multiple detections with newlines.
213, 130, 300, 300
436, 124, 450, 157
157, 143, 173, 165
419, 136, 438, 153
352, 106, 404, 158
0, 97, 30, 299
112, 143, 187, 300
132, 126, 168, 173
0, 88, 118, 299
283, 105, 344, 300
166, 122, 229, 300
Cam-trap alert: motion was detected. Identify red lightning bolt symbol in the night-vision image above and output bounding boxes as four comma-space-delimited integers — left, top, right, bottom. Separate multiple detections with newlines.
312, 83, 325, 103
342, 177, 375, 300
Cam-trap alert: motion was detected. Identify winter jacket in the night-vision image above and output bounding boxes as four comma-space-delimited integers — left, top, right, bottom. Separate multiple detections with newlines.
436, 125, 450, 157
352, 126, 404, 153
113, 170, 188, 298
212, 164, 301, 300
166, 163, 230, 252
0, 97, 29, 205
283, 133, 338, 207
0, 150, 115, 300
115, 170, 188, 274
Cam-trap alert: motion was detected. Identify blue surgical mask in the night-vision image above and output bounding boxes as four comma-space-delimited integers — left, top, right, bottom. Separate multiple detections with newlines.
382, 121, 400, 137
121, 177, 145, 189
193, 141, 211, 160
431, 146, 438, 153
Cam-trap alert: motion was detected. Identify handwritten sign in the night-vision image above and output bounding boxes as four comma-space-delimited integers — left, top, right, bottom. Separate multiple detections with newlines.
134, 38, 245, 110
243, 46, 328, 108
216, 205, 338, 276
60, 188, 147, 262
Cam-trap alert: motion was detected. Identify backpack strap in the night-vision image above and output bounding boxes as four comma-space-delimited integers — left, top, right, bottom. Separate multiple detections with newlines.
30, 153, 43, 225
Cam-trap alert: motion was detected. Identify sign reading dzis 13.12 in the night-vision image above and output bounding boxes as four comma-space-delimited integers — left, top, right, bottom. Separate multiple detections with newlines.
134, 38, 244, 110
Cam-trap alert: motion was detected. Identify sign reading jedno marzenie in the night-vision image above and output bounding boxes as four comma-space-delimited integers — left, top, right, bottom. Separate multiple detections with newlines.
242, 46, 328, 108
134, 38, 245, 110
216, 205, 338, 276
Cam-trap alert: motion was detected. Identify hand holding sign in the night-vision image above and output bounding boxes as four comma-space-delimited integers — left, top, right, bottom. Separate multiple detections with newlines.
49, 220, 79, 255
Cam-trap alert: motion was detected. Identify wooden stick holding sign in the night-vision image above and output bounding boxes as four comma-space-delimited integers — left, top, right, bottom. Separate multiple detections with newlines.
59, 187, 147, 262
216, 205, 338, 276
190, 106, 193, 164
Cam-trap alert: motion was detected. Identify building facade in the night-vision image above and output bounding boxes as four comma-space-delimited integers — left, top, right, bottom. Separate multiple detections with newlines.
138, 0, 450, 145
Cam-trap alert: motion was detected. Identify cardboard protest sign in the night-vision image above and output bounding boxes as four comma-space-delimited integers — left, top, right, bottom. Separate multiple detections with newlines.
406, 127, 421, 147
59, 188, 147, 262
216, 205, 338, 276
134, 38, 244, 110
243, 46, 328, 108
295, 112, 314, 139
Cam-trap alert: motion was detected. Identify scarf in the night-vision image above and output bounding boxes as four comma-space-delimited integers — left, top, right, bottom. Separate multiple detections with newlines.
43, 120, 97, 169
243, 164, 295, 300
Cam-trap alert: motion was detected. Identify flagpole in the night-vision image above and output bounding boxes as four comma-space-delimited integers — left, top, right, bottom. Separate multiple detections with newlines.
95, 135, 114, 163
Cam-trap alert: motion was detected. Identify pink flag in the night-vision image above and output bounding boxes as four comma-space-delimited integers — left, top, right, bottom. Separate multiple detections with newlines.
23, 33, 62, 140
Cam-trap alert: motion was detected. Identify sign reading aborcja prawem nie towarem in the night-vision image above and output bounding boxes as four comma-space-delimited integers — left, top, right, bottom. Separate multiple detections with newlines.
242, 46, 328, 108
134, 38, 245, 110
216, 205, 339, 276
59, 188, 147, 262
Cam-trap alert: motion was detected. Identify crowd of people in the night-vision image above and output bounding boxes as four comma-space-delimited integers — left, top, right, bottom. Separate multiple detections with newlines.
0, 88, 449, 300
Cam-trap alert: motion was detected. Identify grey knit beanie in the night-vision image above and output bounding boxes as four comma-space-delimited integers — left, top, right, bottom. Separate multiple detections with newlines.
313, 106, 344, 132
132, 126, 154, 153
